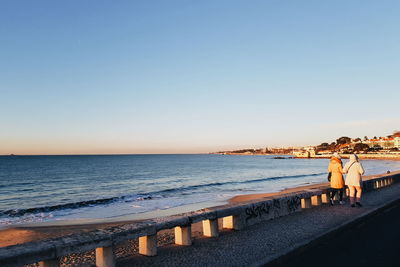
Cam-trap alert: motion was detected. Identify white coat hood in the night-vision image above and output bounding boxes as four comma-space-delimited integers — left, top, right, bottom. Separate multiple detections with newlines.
349, 154, 359, 163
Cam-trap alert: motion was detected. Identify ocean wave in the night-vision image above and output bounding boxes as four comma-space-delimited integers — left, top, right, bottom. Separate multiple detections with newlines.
0, 195, 152, 217
0, 181, 36, 188
0, 172, 324, 217
148, 172, 325, 195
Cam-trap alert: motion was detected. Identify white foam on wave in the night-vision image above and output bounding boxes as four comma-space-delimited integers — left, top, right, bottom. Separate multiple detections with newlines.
0, 192, 232, 227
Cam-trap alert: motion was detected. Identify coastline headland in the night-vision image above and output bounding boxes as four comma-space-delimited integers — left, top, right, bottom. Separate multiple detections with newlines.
1, 170, 399, 266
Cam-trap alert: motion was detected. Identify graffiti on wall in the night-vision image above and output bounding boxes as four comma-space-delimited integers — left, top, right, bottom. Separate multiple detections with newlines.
287, 196, 301, 213
273, 199, 281, 217
244, 196, 301, 222
245, 202, 271, 222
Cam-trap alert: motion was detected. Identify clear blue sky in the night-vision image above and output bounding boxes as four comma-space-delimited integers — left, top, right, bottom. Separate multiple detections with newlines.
1, 0, 399, 154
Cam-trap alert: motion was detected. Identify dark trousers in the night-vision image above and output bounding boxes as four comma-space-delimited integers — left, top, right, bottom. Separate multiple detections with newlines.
330, 188, 343, 201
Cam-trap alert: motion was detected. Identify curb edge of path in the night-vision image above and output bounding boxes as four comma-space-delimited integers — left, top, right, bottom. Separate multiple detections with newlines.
256, 190, 400, 267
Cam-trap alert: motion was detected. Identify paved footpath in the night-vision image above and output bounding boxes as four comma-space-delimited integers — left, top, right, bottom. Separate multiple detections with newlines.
119, 182, 400, 267
268, 200, 400, 267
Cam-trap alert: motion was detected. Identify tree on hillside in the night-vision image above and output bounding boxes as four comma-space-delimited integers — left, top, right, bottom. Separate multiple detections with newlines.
315, 143, 330, 152
336, 136, 351, 145
329, 142, 337, 149
364, 136, 368, 141
353, 143, 370, 153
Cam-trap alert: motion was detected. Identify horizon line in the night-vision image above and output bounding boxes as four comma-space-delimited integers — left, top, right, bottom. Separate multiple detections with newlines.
0, 152, 211, 156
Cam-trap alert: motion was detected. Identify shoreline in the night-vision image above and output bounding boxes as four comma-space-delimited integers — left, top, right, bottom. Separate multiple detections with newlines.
1, 170, 399, 249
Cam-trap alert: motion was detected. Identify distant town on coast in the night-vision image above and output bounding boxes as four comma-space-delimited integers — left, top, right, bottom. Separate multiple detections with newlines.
212, 131, 400, 159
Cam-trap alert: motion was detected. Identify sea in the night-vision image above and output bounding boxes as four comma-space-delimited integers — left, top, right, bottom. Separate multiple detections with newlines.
1, 154, 399, 228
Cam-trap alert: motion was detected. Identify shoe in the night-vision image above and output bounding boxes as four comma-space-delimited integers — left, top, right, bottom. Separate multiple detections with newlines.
356, 202, 362, 207
330, 199, 334, 206
339, 201, 345, 205
351, 204, 355, 207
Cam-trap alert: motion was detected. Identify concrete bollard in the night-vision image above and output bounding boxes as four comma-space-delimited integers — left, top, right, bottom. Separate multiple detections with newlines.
174, 225, 192, 246
202, 219, 219, 237
311, 195, 322, 206
39, 259, 59, 267
222, 215, 243, 230
301, 198, 312, 209
96, 246, 115, 267
321, 193, 329, 204
139, 234, 157, 256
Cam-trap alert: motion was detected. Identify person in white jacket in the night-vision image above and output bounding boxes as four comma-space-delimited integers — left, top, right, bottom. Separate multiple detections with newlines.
343, 154, 365, 207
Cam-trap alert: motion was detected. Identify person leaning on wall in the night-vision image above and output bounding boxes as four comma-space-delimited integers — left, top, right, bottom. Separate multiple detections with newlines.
343, 154, 365, 207
327, 152, 345, 205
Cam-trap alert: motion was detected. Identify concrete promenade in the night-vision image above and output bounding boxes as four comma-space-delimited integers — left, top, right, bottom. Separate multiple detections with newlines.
118, 182, 400, 267
269, 200, 400, 267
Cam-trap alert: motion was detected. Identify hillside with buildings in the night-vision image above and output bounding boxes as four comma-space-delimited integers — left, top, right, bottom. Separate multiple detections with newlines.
212, 131, 400, 158
293, 131, 400, 158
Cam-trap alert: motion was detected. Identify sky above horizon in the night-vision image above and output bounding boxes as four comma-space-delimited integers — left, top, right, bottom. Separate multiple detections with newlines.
1, 0, 400, 155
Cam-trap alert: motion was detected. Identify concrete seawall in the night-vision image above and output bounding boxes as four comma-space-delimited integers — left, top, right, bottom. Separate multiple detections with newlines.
1, 172, 399, 267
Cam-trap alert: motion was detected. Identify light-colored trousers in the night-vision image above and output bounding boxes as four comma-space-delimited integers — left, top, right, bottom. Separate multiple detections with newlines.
348, 185, 362, 203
